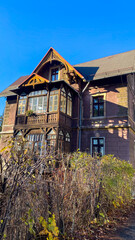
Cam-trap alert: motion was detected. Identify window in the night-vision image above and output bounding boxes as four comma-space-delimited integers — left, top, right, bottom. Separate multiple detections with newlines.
59, 130, 64, 140
51, 68, 59, 81
18, 93, 27, 115
92, 138, 105, 157
58, 130, 64, 152
47, 129, 56, 150
49, 90, 58, 112
27, 134, 44, 155
93, 96, 104, 117
67, 92, 72, 116
28, 90, 47, 113
65, 133, 70, 142
29, 90, 47, 96
60, 88, 66, 113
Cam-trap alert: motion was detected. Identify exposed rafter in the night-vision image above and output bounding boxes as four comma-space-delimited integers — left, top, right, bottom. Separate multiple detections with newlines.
33, 47, 84, 80
22, 74, 49, 87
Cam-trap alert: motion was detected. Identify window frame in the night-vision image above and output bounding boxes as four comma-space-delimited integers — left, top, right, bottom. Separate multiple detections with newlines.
49, 66, 60, 82
17, 94, 27, 115
60, 88, 67, 114
27, 90, 48, 114
27, 133, 45, 155
58, 130, 64, 152
49, 89, 59, 112
90, 137, 105, 157
47, 129, 56, 150
90, 93, 106, 119
67, 91, 72, 117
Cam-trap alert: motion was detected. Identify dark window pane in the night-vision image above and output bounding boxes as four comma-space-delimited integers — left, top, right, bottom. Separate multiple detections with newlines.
92, 138, 104, 157
51, 68, 59, 81
99, 97, 104, 103
99, 104, 104, 116
99, 146, 104, 156
93, 96, 104, 117
93, 98, 98, 103
93, 146, 98, 153
99, 138, 104, 145
93, 105, 98, 117
93, 139, 98, 145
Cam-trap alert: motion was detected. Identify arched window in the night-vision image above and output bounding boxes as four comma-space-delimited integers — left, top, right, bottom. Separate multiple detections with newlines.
65, 132, 70, 142
60, 88, 66, 113
67, 92, 72, 116
59, 130, 64, 140
49, 90, 58, 112
18, 93, 27, 115
28, 90, 47, 113
47, 129, 56, 148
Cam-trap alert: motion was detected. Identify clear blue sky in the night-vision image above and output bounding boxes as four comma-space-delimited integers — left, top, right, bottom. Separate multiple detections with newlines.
1, 0, 135, 115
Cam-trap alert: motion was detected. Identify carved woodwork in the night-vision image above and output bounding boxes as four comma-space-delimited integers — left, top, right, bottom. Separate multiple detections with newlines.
22, 74, 49, 87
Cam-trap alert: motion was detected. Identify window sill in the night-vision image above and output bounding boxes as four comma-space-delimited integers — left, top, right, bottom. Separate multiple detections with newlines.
91, 116, 105, 119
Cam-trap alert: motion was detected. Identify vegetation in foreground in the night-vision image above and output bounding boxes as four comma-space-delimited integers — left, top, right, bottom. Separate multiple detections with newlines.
0, 137, 134, 240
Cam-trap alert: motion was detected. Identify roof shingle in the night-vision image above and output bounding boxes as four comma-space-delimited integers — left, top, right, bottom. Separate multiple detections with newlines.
74, 50, 135, 80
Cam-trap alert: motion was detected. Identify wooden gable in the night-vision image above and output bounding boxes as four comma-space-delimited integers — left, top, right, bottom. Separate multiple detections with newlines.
21, 74, 49, 87
33, 48, 84, 82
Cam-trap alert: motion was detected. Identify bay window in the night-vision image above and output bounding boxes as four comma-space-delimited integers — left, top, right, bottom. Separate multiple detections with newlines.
49, 90, 58, 112
28, 90, 47, 113
60, 88, 66, 113
47, 129, 56, 149
27, 134, 44, 155
67, 92, 72, 116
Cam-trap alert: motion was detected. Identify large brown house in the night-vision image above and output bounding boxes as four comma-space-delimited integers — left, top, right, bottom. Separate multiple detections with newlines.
0, 48, 135, 165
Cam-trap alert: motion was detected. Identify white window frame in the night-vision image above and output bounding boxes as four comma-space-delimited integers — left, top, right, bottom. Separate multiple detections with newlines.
90, 137, 105, 156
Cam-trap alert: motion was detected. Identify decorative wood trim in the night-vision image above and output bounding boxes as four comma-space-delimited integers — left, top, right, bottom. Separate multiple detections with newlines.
22, 74, 49, 87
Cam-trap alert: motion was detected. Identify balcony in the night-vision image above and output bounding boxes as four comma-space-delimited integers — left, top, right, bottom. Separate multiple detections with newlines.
15, 113, 58, 128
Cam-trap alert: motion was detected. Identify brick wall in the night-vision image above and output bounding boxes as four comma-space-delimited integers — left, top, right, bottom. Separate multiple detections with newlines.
81, 127, 129, 162
2, 96, 17, 133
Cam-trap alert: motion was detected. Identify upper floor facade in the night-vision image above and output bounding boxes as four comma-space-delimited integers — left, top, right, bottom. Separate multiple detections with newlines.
0, 48, 135, 162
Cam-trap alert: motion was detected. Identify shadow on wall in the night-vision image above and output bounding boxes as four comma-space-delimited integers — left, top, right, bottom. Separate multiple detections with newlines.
81, 98, 134, 164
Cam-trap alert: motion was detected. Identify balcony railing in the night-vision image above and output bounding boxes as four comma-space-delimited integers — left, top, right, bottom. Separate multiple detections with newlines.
16, 113, 58, 126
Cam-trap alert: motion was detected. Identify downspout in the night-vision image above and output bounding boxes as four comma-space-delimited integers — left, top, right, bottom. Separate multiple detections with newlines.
78, 93, 82, 150
78, 81, 90, 150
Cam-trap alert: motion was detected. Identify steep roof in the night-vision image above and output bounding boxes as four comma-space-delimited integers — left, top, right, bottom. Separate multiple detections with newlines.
1, 49, 135, 97
33, 47, 84, 80
0, 76, 29, 97
74, 50, 135, 80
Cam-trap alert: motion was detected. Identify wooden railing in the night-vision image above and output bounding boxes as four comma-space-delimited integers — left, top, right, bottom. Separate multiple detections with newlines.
27, 114, 47, 124
16, 112, 72, 127
16, 113, 58, 126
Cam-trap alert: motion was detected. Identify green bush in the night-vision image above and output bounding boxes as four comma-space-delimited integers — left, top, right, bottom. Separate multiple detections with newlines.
1, 143, 134, 239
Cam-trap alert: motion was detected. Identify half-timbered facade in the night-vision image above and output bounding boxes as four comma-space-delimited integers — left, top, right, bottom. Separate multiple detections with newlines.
0, 48, 135, 165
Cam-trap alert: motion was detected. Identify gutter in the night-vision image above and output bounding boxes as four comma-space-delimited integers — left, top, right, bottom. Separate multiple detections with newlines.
78, 81, 90, 150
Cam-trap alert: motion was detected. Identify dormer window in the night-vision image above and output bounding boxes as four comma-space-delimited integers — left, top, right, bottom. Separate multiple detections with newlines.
51, 67, 59, 81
